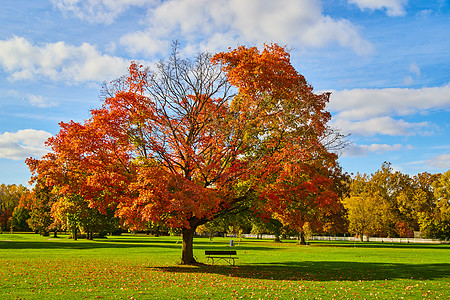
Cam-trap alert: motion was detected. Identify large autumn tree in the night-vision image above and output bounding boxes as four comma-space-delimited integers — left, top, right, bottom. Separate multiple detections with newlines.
27, 44, 343, 264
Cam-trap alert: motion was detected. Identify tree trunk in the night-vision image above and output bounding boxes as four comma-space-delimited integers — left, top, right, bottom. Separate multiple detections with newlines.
53, 230, 58, 238
359, 232, 363, 242
73, 227, 78, 240
181, 227, 197, 265
299, 232, 306, 245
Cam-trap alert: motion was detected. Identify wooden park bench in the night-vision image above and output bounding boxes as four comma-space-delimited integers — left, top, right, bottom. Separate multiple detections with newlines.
205, 250, 238, 265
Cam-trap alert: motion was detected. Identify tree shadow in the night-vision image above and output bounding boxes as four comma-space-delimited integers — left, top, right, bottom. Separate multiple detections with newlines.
308, 240, 450, 250
0, 240, 182, 250
152, 261, 450, 282
0, 237, 277, 251
100, 237, 278, 251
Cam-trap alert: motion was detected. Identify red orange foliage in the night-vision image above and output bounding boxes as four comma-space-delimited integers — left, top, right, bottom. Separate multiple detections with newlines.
27, 44, 343, 264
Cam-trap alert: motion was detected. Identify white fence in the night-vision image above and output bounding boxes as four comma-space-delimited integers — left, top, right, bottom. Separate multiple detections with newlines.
241, 234, 445, 244
309, 235, 443, 244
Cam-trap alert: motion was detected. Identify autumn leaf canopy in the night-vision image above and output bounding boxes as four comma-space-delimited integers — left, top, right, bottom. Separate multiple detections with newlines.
27, 44, 340, 231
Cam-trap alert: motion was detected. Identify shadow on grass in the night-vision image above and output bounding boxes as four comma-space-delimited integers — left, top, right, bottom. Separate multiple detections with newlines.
307, 240, 450, 250
0, 240, 178, 250
152, 260, 450, 282
0, 237, 277, 252
102, 237, 278, 251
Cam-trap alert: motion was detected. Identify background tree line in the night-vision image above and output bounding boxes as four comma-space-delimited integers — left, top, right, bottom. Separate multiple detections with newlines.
2, 161, 448, 241
343, 162, 450, 241
196, 162, 450, 242
0, 184, 30, 233
0, 182, 120, 238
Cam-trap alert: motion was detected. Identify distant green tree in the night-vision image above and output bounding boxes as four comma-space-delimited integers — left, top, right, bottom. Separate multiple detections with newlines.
52, 193, 120, 240
26, 183, 54, 236
196, 222, 220, 241
198, 210, 253, 240
250, 217, 284, 242
11, 206, 30, 231
143, 221, 170, 236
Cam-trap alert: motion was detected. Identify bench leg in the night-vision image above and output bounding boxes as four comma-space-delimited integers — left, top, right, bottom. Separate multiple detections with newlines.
206, 256, 237, 265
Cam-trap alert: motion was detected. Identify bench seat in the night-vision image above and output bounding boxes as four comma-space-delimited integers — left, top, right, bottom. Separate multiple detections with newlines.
205, 250, 238, 265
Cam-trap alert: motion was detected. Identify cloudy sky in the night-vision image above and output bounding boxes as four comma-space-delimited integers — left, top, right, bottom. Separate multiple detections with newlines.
0, 0, 449, 185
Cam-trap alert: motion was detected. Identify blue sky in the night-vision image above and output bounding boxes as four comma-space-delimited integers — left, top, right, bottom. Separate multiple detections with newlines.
0, 0, 449, 186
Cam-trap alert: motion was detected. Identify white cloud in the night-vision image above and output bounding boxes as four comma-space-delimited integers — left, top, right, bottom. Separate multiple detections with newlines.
409, 63, 420, 77
348, 0, 408, 17
0, 36, 131, 83
119, 32, 169, 57
116, 0, 373, 56
51, 0, 156, 24
329, 84, 450, 120
26, 95, 58, 108
403, 76, 414, 85
7, 90, 20, 98
426, 154, 450, 169
333, 117, 429, 136
418, 9, 433, 18
328, 84, 450, 136
7, 90, 58, 108
0, 129, 52, 160
52, 0, 374, 56
431, 145, 450, 150
342, 143, 408, 157
404, 63, 420, 85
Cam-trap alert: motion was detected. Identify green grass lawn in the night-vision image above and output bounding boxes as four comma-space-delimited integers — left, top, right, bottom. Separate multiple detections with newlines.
0, 233, 449, 299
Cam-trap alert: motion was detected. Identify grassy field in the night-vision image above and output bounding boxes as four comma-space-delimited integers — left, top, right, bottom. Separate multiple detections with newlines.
0, 233, 449, 299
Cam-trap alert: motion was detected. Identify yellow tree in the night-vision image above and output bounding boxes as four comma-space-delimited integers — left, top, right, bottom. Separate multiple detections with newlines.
343, 183, 381, 241
428, 170, 450, 239
343, 173, 392, 241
